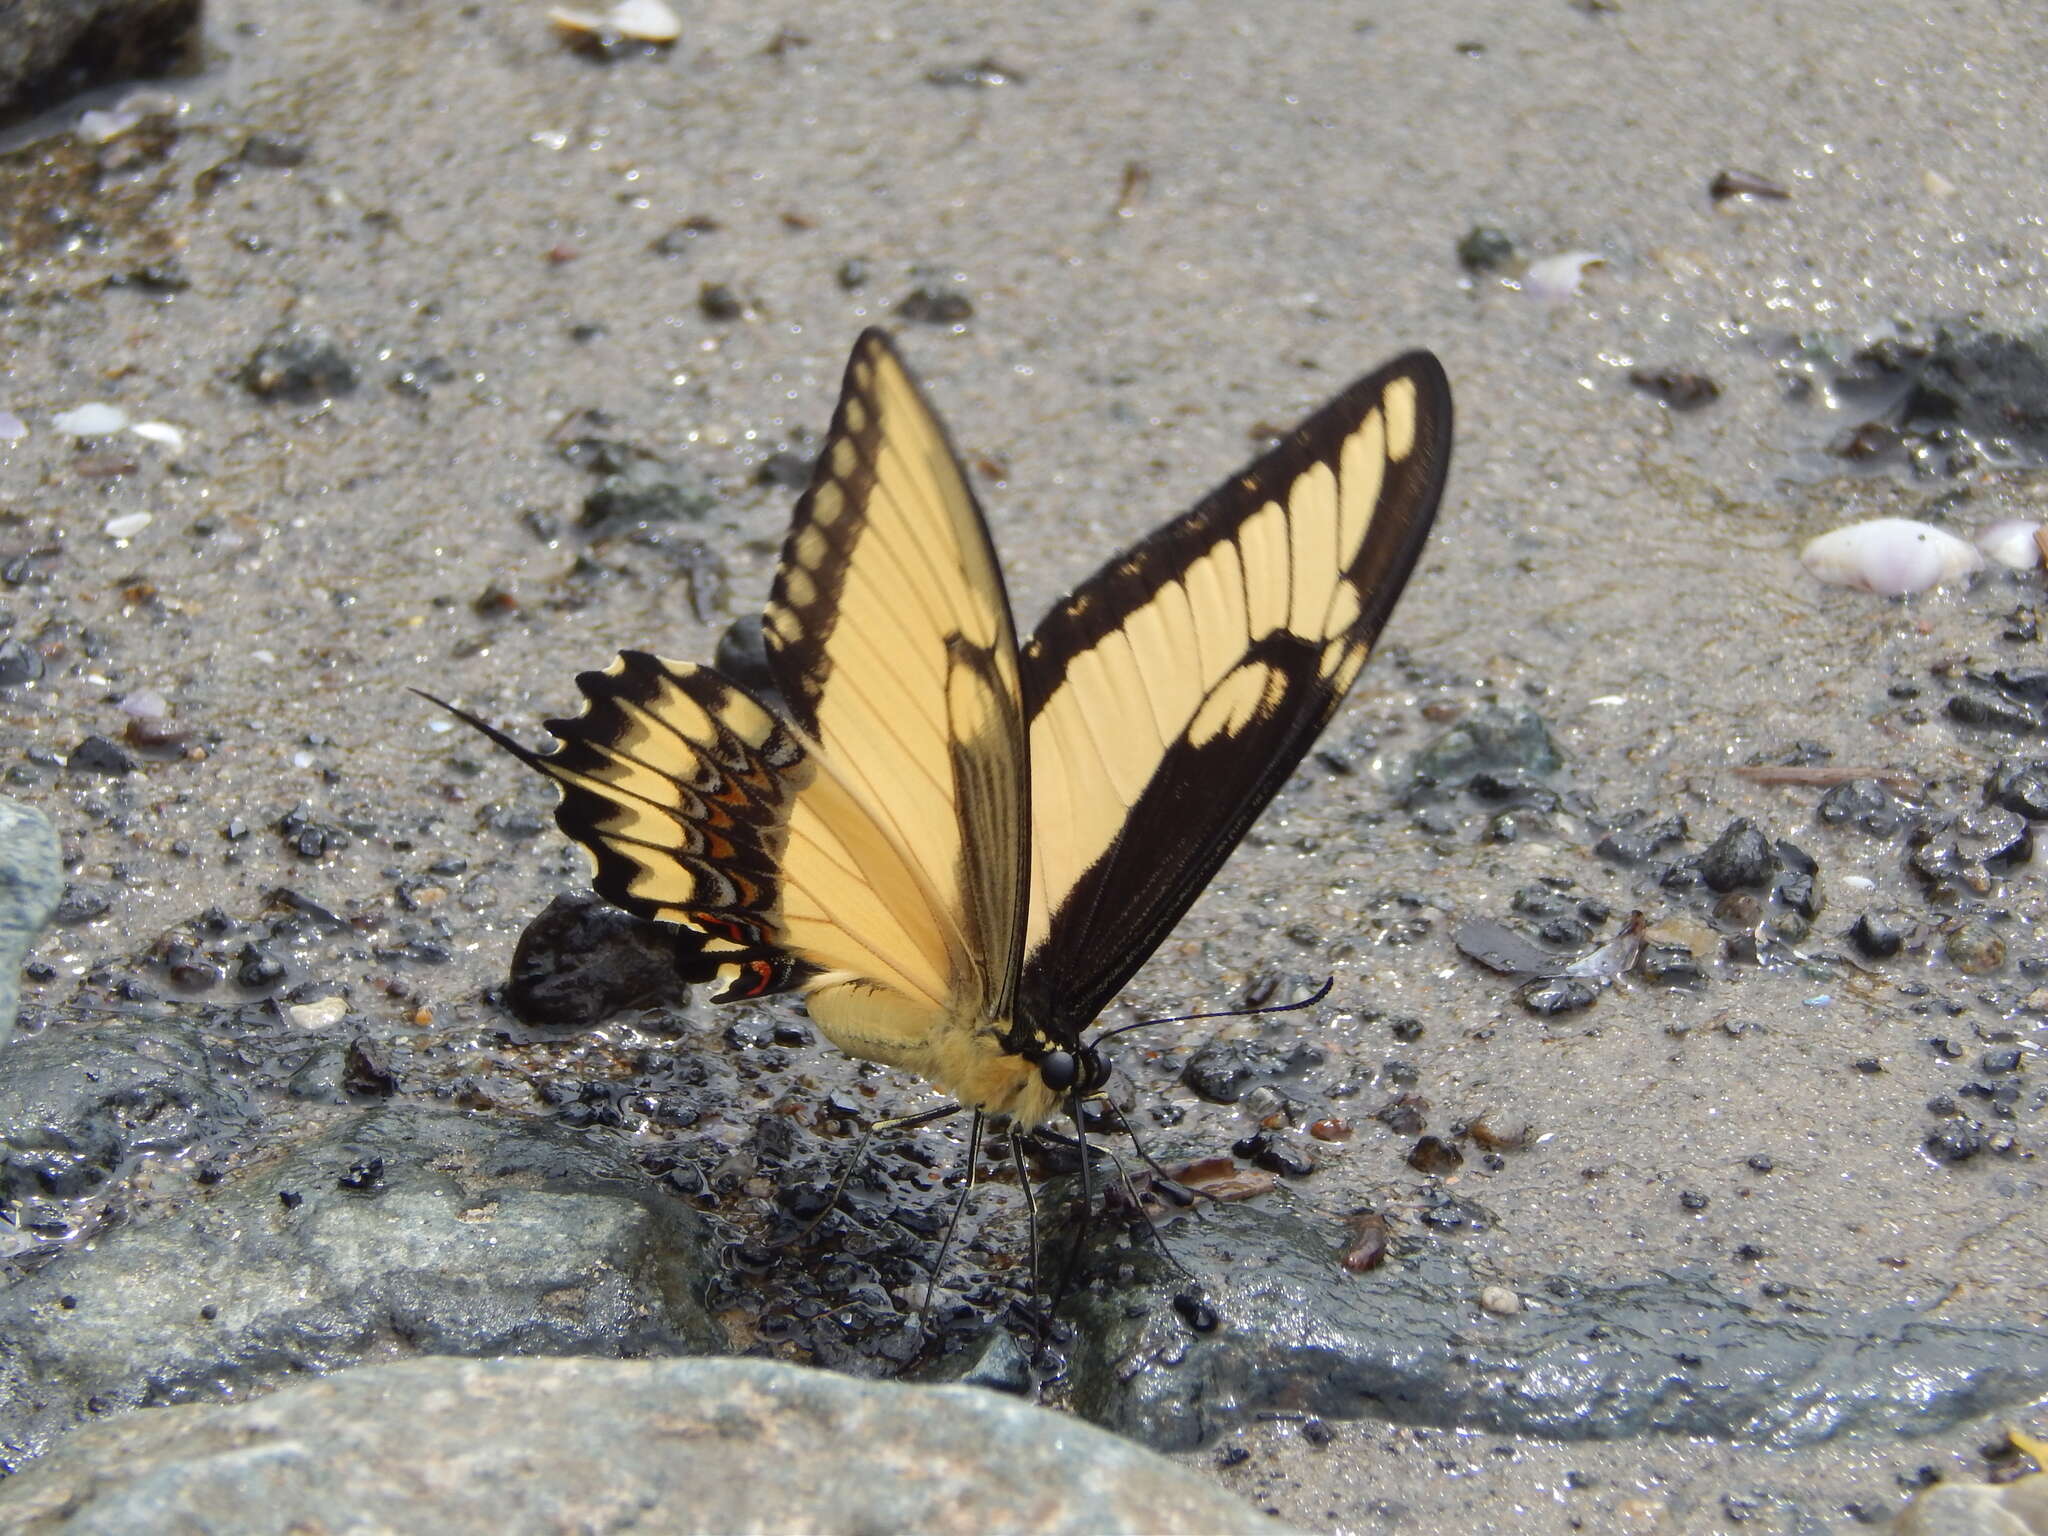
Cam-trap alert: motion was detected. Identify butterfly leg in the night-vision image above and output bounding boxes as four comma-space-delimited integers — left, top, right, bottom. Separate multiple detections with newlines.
917, 1108, 986, 1329
795, 1100, 962, 1248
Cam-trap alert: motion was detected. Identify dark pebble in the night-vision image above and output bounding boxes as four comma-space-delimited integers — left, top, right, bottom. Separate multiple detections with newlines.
1594, 813, 1687, 867
1373, 1095, 1426, 1136
579, 460, 716, 530
1946, 691, 2045, 735
1406, 1136, 1463, 1175
1630, 368, 1721, 410
1701, 818, 1776, 892
236, 942, 286, 989
1519, 975, 1598, 1015
1849, 908, 1915, 959
505, 893, 694, 1027
755, 450, 813, 489
835, 257, 870, 290
895, 287, 974, 325
342, 1039, 398, 1097
0, 638, 44, 686
1252, 1142, 1315, 1178
238, 326, 359, 400
1181, 1038, 1315, 1104
697, 283, 745, 321
1911, 807, 2032, 892
1638, 944, 1706, 989
1986, 759, 2048, 820
1980, 1047, 2024, 1074
1924, 1122, 1987, 1162
51, 885, 113, 925
1455, 225, 1517, 272
66, 735, 134, 775
1817, 778, 1911, 836
1407, 706, 1563, 795
1680, 1191, 1709, 1211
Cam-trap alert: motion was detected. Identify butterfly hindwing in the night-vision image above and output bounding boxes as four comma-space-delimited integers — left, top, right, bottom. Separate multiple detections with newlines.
1018, 352, 1452, 1037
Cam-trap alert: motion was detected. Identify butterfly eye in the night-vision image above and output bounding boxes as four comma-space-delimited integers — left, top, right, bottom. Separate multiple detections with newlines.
1039, 1051, 1078, 1091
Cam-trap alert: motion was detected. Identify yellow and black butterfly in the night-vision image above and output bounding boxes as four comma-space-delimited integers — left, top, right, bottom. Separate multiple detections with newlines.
442, 329, 1449, 1141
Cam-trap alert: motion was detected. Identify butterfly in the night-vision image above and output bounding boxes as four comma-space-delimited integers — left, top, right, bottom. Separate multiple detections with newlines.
439, 329, 1450, 1138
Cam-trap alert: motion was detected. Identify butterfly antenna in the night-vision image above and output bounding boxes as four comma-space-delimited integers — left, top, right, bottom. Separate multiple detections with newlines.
916, 1108, 985, 1332
1087, 974, 1335, 1051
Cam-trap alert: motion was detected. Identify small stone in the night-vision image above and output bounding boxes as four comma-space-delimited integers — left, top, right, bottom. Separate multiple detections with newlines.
239, 327, 359, 400
1911, 807, 2032, 893
1630, 368, 1721, 410
1701, 818, 1777, 891
1980, 1046, 2024, 1074
1406, 1135, 1463, 1175
1638, 944, 1707, 989
697, 283, 745, 321
1817, 778, 1914, 836
103, 512, 152, 540
1849, 908, 1915, 959
1946, 921, 2006, 975
1456, 225, 1518, 273
67, 735, 134, 775
1477, 1285, 1521, 1315
895, 287, 975, 325
579, 459, 716, 530
51, 885, 113, 925
1924, 1121, 1987, 1162
0, 640, 45, 686
1986, 759, 2048, 820
1519, 974, 1598, 1015
286, 996, 349, 1030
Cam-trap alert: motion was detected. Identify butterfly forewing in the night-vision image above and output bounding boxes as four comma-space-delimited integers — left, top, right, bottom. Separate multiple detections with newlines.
1018, 353, 1451, 1038
763, 333, 1031, 1020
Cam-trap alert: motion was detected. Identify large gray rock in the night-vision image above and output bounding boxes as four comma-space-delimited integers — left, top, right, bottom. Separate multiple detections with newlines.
0, 0, 198, 116
1059, 1195, 2048, 1451
0, 797, 61, 1045
0, 1106, 722, 1466
0, 1021, 238, 1204
0, 1356, 1297, 1535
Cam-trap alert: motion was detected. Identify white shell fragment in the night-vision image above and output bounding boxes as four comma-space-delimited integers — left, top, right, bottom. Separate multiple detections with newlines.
287, 997, 349, 1030
103, 512, 153, 540
0, 412, 23, 441
548, 0, 680, 44
1520, 252, 1606, 301
129, 420, 187, 451
1974, 519, 2047, 571
52, 402, 129, 436
1800, 518, 1984, 596
77, 108, 140, 144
